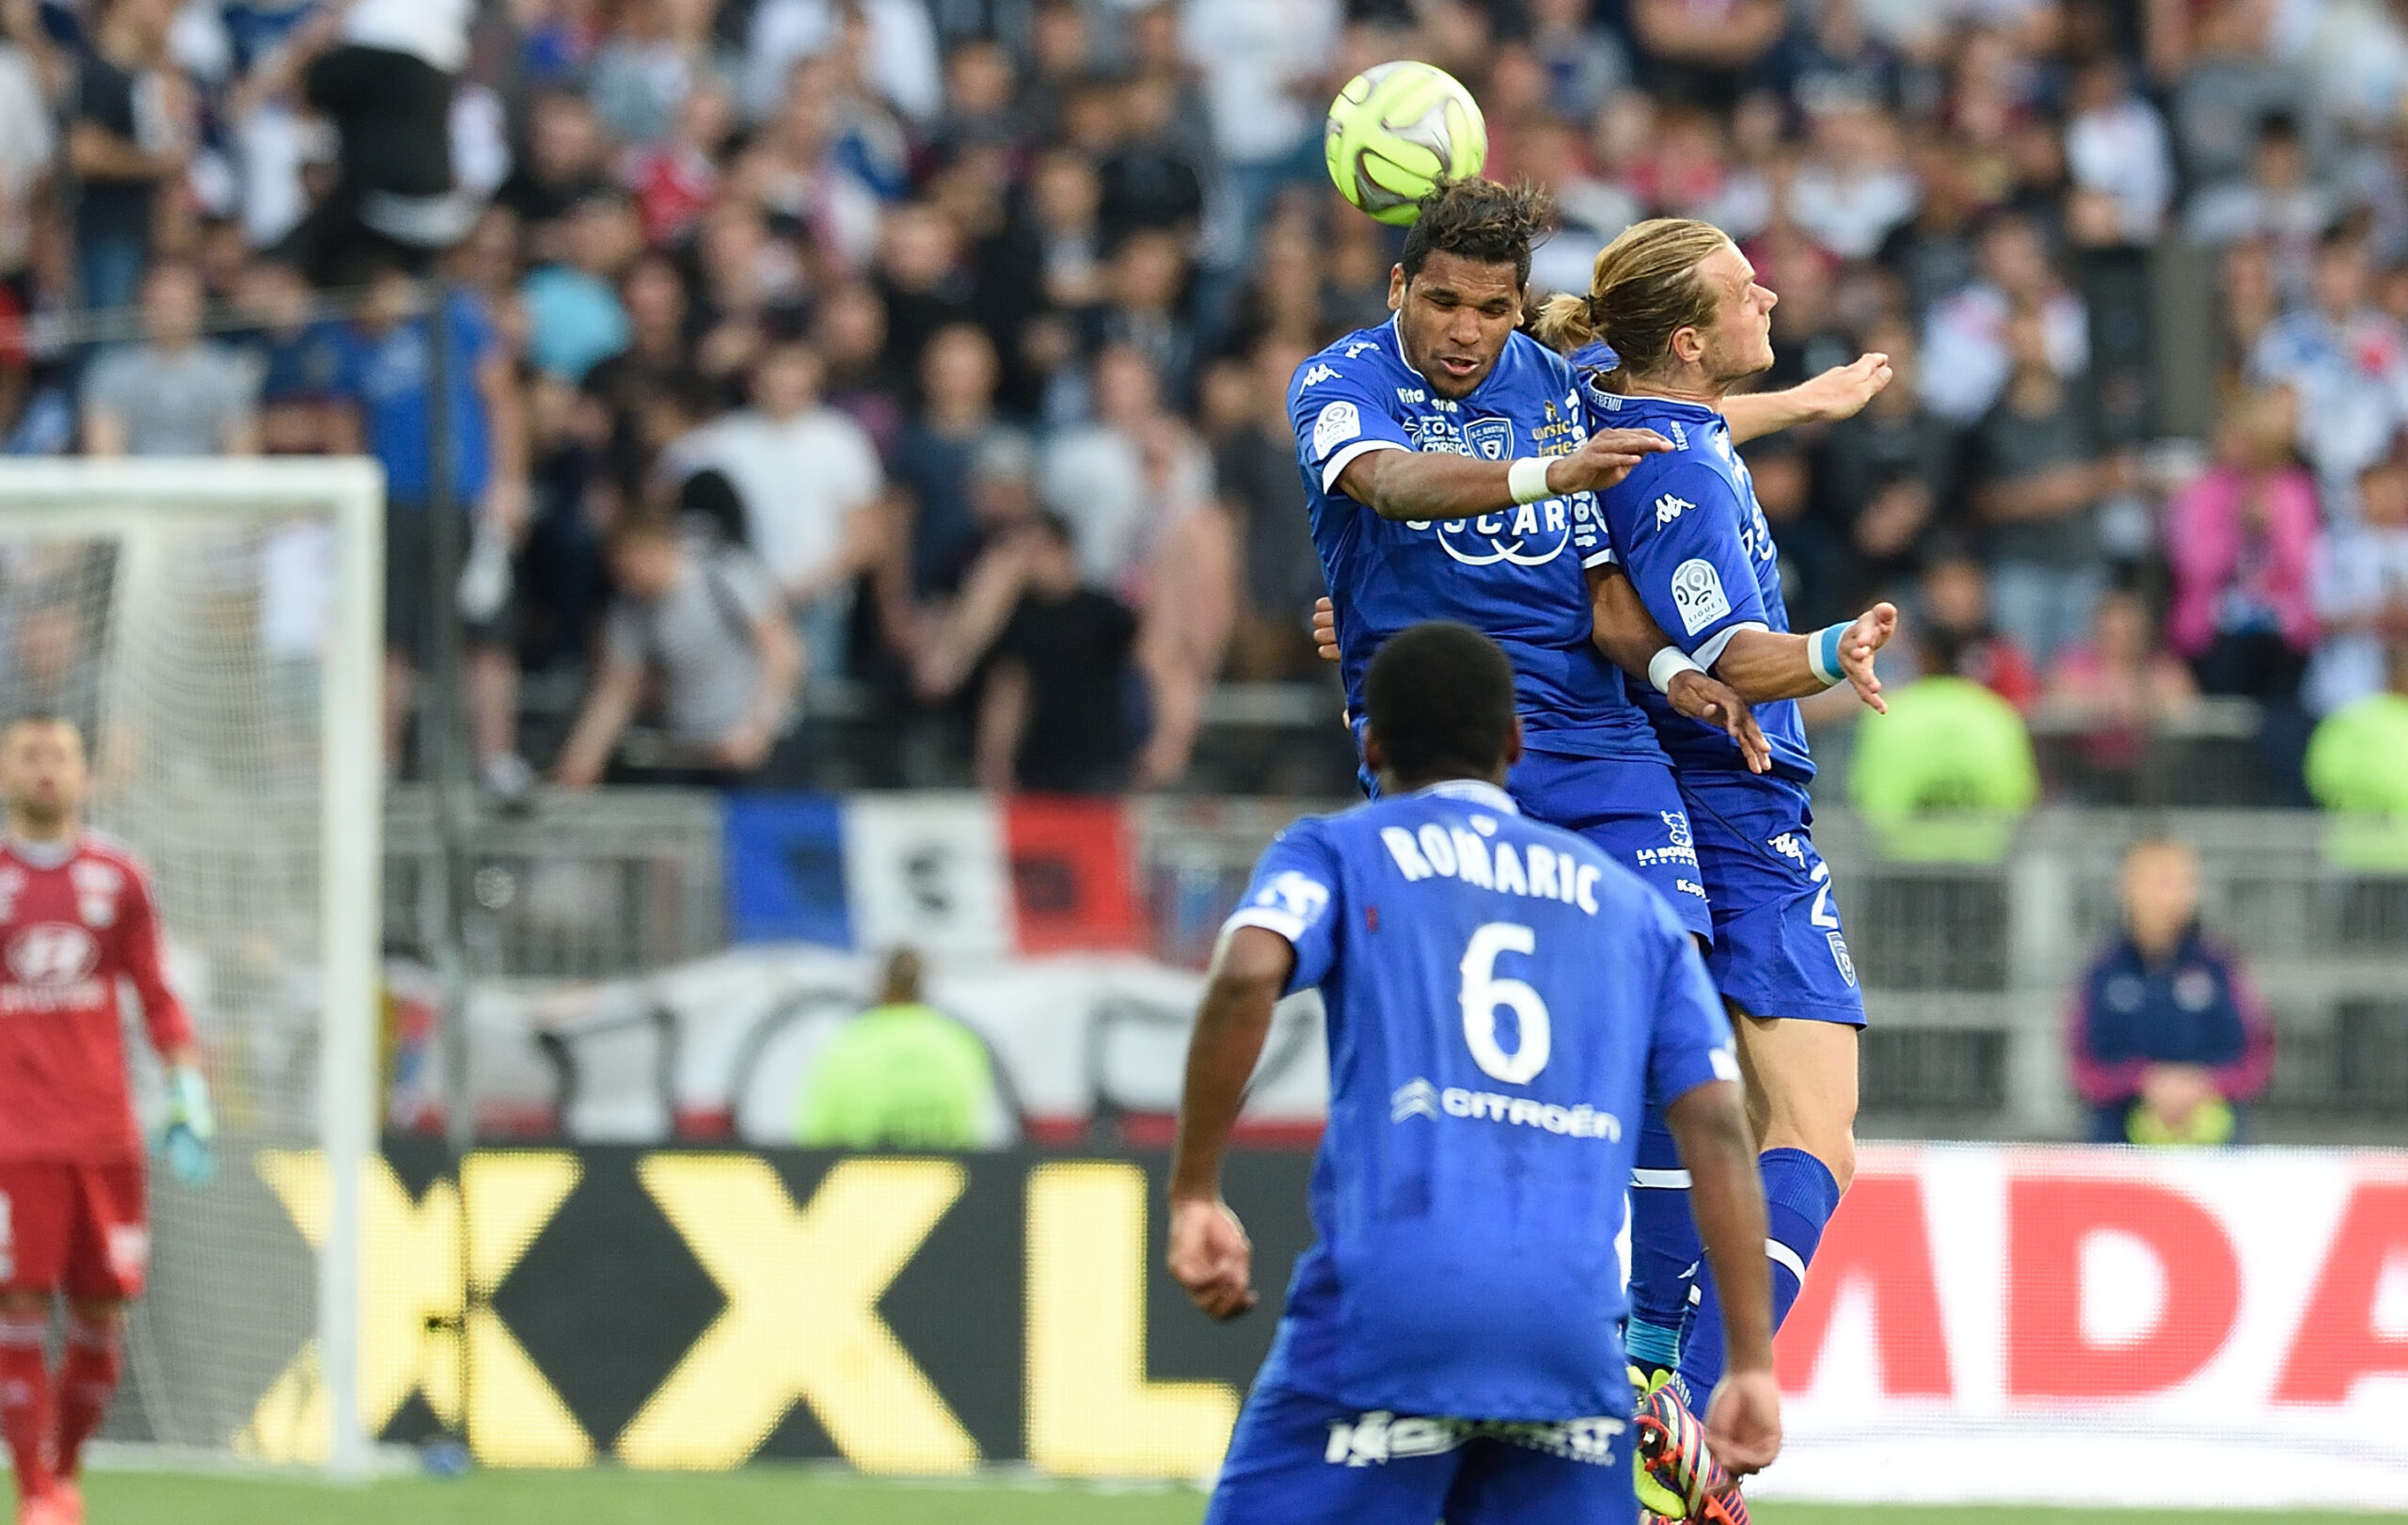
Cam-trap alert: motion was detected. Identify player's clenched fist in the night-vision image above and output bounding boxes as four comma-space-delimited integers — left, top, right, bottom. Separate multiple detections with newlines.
1549, 427, 1673, 494
1167, 1194, 1258, 1320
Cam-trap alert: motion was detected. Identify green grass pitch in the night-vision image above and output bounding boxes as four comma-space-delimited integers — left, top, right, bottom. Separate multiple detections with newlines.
72, 1469, 2403, 1525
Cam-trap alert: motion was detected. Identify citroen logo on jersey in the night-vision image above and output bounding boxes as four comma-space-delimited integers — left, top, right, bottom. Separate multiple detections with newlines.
6, 923, 97, 987
1390, 1078, 1440, 1123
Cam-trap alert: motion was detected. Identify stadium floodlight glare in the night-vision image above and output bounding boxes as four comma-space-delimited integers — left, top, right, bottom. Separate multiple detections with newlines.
0, 459, 382, 1479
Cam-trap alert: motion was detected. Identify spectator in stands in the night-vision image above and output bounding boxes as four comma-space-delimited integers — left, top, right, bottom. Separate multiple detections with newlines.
886, 323, 1011, 616
796, 948, 1000, 1150
1921, 213, 2089, 425
2068, 837, 2273, 1145
70, 0, 188, 316
1805, 317, 1951, 622
1202, 343, 1322, 680
914, 512, 1141, 793
1968, 304, 2122, 667
2165, 390, 2320, 787
2168, 1, 2306, 195
1913, 552, 2042, 708
1848, 614, 2041, 862
2044, 590, 2199, 779
696, 342, 886, 682
586, 0, 737, 149
552, 512, 800, 788
2248, 229, 2408, 517
496, 88, 612, 253
82, 262, 259, 457
2065, 56, 2174, 246
341, 266, 531, 798
232, 259, 358, 456
521, 190, 639, 385
2306, 454, 2408, 716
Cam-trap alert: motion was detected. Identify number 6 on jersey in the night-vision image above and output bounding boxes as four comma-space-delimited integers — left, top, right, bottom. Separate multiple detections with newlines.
1460, 922, 1551, 1083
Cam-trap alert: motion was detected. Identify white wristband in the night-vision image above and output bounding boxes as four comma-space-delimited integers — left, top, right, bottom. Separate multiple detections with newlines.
1507, 456, 1555, 505
1648, 645, 1704, 694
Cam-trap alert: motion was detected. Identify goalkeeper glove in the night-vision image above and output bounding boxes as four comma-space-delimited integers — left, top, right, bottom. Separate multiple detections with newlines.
163, 1064, 217, 1186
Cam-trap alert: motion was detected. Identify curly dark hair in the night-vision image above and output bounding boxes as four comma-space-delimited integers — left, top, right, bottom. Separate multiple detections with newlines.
1400, 178, 1555, 291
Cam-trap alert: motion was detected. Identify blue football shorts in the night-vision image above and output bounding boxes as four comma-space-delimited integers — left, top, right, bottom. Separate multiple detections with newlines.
1206, 1378, 1637, 1525
1507, 748, 1714, 944
1678, 771, 1866, 1026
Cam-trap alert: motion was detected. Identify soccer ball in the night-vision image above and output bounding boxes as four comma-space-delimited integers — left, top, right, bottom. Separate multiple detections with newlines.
1324, 60, 1488, 227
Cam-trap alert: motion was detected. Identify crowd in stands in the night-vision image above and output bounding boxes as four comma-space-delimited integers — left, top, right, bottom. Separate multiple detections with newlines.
4, 0, 2408, 805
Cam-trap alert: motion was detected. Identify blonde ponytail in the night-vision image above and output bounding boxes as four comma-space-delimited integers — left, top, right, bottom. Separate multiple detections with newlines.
1529, 291, 1598, 352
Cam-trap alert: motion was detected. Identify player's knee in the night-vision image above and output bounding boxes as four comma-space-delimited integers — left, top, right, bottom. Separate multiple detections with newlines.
1818, 1131, 1857, 1195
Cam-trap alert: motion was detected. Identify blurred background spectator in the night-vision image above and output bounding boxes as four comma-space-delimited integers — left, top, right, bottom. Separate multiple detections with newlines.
795, 947, 1004, 1150
14, 0, 2408, 804
2067, 837, 2273, 1145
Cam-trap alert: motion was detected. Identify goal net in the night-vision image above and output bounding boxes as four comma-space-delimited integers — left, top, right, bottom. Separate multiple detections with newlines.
0, 461, 381, 1477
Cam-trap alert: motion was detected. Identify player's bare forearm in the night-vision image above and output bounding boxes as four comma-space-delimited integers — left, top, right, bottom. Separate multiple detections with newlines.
1721, 354, 1893, 446
1169, 926, 1293, 1203
1337, 449, 1526, 522
1715, 606, 1896, 710
1707, 629, 1829, 702
1336, 429, 1668, 522
1665, 1077, 1775, 1379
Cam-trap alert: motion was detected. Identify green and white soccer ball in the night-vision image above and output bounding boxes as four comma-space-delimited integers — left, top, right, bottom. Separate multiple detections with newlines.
1324, 60, 1489, 227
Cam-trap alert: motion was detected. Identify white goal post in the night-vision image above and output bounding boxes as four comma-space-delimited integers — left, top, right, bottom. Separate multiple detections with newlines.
0, 459, 381, 1479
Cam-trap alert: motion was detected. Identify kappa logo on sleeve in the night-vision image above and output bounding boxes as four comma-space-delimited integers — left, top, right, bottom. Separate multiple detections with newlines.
1669, 558, 1731, 634
1300, 363, 1339, 388
1655, 494, 1692, 527
1313, 400, 1361, 457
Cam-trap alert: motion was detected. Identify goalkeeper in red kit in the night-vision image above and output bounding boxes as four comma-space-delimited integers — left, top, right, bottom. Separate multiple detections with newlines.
0, 717, 214, 1525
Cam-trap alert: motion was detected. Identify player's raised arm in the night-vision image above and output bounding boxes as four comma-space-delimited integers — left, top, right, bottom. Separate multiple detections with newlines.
1719, 353, 1893, 445
1332, 425, 1673, 523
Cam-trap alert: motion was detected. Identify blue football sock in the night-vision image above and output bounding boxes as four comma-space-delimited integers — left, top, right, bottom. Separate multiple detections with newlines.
1626, 1107, 1700, 1372
1677, 1147, 1843, 1397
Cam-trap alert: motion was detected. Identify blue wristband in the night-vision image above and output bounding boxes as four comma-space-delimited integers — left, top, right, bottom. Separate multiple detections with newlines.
1809, 623, 1847, 689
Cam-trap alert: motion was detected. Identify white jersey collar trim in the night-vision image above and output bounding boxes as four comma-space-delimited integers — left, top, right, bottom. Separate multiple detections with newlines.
1413, 779, 1521, 815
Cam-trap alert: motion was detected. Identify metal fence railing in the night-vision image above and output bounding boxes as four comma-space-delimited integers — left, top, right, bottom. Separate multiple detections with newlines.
380, 791, 2408, 1142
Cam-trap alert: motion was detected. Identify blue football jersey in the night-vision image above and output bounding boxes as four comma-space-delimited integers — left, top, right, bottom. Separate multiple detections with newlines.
1586, 386, 1816, 781
1290, 322, 1664, 763
1226, 779, 1737, 1421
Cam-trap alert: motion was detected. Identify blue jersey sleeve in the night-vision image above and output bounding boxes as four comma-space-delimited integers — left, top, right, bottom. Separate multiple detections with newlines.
1290, 353, 1414, 495
1642, 898, 1739, 1107
1604, 459, 1770, 670
1223, 821, 1344, 993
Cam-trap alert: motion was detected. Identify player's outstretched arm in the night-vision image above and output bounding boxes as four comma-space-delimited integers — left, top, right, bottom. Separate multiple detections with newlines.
1167, 925, 1295, 1321
1336, 428, 1671, 522
1587, 567, 1773, 772
1708, 602, 1898, 711
1664, 1076, 1782, 1477
1720, 354, 1893, 446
